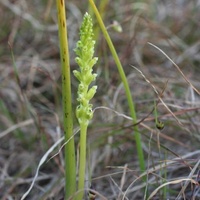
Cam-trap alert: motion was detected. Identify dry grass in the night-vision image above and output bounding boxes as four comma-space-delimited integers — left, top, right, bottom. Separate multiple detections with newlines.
0, 0, 200, 199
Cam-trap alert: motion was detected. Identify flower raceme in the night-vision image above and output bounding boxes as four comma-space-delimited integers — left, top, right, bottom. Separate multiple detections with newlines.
73, 12, 98, 200
73, 12, 98, 126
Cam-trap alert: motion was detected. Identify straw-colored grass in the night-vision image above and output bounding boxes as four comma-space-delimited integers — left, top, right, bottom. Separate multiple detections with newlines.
0, 0, 200, 199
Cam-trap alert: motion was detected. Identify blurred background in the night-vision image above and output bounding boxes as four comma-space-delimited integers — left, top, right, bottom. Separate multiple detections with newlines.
0, 0, 200, 199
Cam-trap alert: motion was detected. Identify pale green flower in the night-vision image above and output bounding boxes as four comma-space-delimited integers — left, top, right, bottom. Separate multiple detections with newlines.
73, 12, 98, 125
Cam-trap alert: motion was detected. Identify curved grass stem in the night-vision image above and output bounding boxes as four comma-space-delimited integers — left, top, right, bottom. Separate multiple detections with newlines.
88, 0, 146, 174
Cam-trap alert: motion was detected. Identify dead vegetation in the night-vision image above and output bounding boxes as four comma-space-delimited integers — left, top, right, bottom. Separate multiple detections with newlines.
0, 0, 200, 199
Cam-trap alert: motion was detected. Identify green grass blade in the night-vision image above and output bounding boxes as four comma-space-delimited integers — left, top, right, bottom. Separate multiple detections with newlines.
88, 0, 145, 173
56, 0, 76, 198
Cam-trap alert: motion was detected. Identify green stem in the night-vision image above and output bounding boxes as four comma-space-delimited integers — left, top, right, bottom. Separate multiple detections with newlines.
154, 100, 158, 124
88, 0, 145, 173
76, 124, 87, 200
56, 0, 76, 198
88, 0, 109, 41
